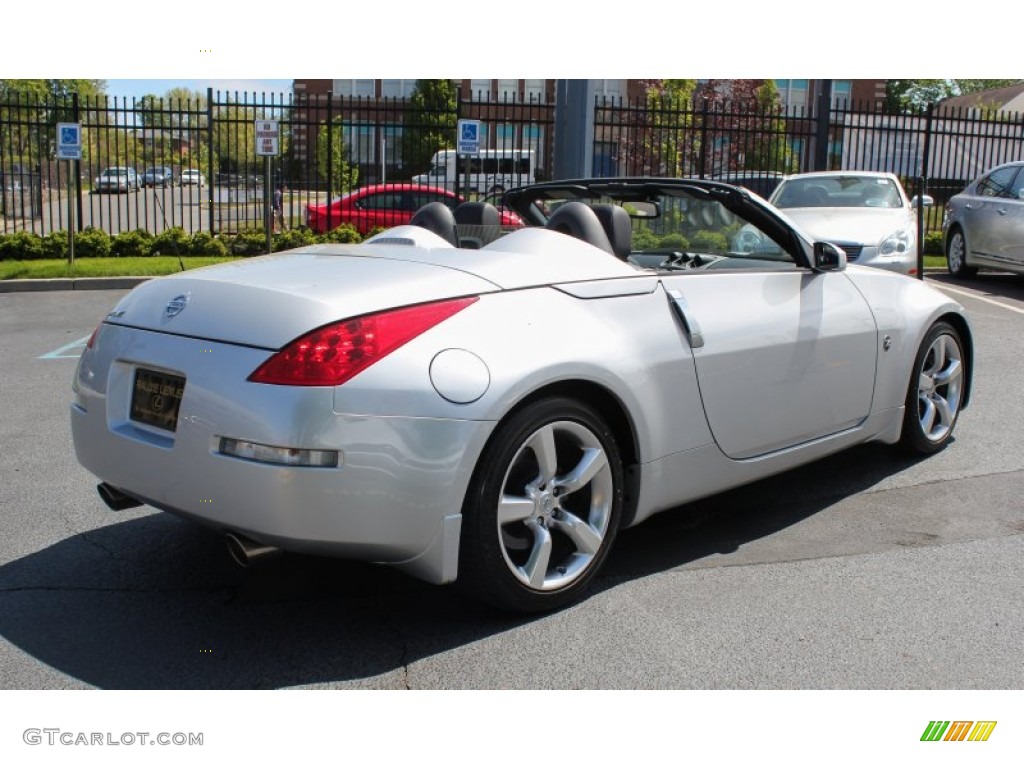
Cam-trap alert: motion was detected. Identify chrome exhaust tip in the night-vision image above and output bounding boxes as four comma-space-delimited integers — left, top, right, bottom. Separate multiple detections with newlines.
97, 482, 144, 511
225, 532, 282, 567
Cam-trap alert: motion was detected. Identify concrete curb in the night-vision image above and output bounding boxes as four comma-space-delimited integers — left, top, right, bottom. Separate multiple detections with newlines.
0, 277, 150, 293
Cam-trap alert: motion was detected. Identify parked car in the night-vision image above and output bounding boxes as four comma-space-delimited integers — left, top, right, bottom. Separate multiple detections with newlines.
305, 183, 521, 235
93, 167, 139, 193
180, 169, 206, 187
72, 176, 973, 613
140, 166, 174, 188
943, 161, 1024, 278
711, 170, 785, 199
767, 171, 932, 276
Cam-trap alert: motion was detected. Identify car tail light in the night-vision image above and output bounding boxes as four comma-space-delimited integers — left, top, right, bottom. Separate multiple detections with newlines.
248, 297, 478, 386
86, 324, 101, 349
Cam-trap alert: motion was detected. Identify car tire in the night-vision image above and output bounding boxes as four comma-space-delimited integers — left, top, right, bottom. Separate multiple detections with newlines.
458, 397, 624, 613
899, 320, 966, 455
946, 228, 977, 278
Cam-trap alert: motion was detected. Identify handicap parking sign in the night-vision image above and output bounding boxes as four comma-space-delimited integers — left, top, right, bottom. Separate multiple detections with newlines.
458, 119, 481, 155
57, 122, 82, 160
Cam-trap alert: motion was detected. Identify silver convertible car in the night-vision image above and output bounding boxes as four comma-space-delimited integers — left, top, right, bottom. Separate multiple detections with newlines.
71, 178, 973, 613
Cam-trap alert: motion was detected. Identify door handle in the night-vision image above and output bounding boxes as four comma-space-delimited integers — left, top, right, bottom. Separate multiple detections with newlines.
666, 289, 705, 349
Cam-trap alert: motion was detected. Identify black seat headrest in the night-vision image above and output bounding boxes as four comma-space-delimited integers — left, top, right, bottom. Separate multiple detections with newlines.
544, 201, 614, 255
409, 202, 457, 246
454, 201, 502, 248
591, 204, 633, 260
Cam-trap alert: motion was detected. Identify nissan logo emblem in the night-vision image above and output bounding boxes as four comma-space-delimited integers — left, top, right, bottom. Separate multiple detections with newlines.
165, 294, 190, 318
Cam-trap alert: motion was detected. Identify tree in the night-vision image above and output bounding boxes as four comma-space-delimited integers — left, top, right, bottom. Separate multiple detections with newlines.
695, 80, 798, 175
616, 79, 697, 176
885, 79, 1024, 112
401, 79, 457, 176
0, 80, 107, 162
315, 117, 358, 193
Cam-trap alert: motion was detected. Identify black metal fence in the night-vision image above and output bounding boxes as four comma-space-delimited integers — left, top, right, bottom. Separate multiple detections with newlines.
2, 87, 1022, 237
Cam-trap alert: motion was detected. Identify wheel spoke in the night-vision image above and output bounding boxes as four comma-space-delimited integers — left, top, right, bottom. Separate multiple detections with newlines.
527, 425, 559, 486
554, 510, 603, 555
933, 358, 963, 390
498, 494, 534, 525
925, 338, 947, 376
930, 393, 954, 431
918, 396, 937, 434
556, 447, 607, 495
521, 522, 552, 589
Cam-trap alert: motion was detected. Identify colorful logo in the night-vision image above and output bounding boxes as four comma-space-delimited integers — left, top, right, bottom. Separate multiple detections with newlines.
921, 721, 997, 742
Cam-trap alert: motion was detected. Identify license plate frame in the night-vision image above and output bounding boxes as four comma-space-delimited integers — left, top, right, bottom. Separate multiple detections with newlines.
130, 368, 185, 432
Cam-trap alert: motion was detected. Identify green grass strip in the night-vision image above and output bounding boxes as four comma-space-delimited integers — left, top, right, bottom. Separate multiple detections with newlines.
0, 256, 239, 280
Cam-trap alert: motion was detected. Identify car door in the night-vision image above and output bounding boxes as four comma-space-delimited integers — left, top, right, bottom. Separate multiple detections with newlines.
659, 221, 878, 460
987, 165, 1024, 267
964, 165, 1020, 262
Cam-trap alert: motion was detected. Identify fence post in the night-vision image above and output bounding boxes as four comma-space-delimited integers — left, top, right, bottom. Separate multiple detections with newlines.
73, 92, 83, 234
207, 88, 215, 234
813, 81, 832, 172
697, 99, 709, 179
326, 93, 333, 232
917, 103, 934, 280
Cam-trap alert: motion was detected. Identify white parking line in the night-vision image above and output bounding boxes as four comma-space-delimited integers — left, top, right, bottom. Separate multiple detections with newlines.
928, 281, 1024, 316
39, 334, 91, 360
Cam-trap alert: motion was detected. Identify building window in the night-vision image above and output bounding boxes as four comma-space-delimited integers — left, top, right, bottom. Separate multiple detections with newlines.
333, 80, 375, 98
470, 79, 491, 101
525, 79, 545, 104
593, 80, 624, 100
776, 79, 809, 112
383, 124, 403, 167
497, 79, 518, 102
349, 122, 375, 164
495, 124, 516, 150
831, 80, 853, 109
382, 80, 416, 98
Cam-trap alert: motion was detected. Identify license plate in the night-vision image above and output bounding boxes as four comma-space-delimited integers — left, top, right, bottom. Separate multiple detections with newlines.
130, 368, 185, 432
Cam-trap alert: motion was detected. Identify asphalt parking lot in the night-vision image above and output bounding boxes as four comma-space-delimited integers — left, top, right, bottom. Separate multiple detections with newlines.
0, 276, 1022, 690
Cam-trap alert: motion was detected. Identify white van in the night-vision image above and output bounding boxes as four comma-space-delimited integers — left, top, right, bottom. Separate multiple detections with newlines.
414, 148, 535, 193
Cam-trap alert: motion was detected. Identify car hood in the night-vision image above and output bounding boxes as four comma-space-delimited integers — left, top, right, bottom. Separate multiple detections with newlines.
779, 208, 913, 244
102, 228, 637, 348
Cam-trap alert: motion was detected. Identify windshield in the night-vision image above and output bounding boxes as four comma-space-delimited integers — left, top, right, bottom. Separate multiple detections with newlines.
773, 175, 902, 209
507, 182, 799, 270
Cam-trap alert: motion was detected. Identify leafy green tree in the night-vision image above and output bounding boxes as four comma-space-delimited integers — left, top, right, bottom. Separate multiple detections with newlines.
695, 80, 797, 175
315, 118, 358, 193
401, 79, 457, 176
0, 79, 106, 162
616, 79, 697, 175
885, 79, 1024, 112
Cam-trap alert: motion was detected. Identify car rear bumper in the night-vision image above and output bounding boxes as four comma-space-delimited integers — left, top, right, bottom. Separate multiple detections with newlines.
71, 323, 490, 583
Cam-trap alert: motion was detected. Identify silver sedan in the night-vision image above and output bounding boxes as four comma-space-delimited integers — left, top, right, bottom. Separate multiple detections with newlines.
944, 161, 1024, 277
71, 178, 973, 613
769, 171, 932, 276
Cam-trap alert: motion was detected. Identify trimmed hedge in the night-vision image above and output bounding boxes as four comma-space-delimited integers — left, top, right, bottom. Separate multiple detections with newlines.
0, 223, 366, 261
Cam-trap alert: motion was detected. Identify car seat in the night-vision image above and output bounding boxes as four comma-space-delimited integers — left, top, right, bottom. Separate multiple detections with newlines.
800, 184, 829, 207
590, 204, 633, 260
544, 201, 615, 255
454, 201, 502, 249
409, 202, 458, 246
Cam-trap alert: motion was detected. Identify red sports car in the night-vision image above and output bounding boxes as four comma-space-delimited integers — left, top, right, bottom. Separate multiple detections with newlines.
306, 183, 521, 235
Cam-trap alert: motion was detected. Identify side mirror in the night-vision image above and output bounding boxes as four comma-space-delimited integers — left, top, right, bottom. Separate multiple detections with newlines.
911, 194, 934, 208
813, 242, 847, 272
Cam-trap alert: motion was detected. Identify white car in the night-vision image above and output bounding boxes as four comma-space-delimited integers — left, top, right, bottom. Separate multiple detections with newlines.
769, 171, 933, 276
180, 169, 206, 187
71, 178, 973, 613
